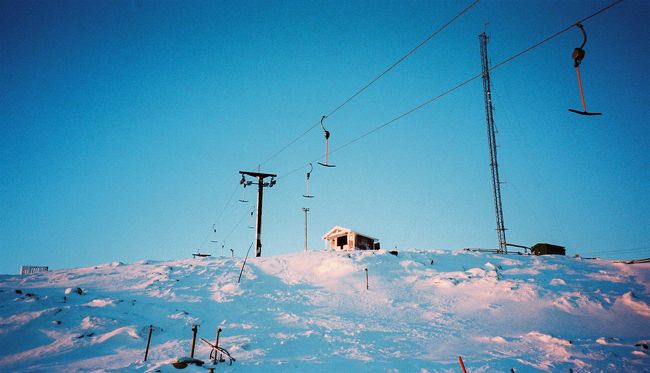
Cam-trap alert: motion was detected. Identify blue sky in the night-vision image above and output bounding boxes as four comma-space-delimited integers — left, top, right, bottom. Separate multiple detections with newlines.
1, 0, 648, 274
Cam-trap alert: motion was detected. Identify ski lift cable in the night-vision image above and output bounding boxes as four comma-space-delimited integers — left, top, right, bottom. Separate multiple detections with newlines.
324, 0, 481, 119
488, 0, 624, 73
278, 0, 625, 180
489, 77, 568, 239
279, 73, 480, 178
588, 247, 649, 255
258, 0, 482, 168
224, 208, 253, 243
196, 184, 240, 249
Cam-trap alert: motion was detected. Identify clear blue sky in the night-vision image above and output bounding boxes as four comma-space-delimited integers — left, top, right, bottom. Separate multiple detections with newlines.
1, 0, 648, 274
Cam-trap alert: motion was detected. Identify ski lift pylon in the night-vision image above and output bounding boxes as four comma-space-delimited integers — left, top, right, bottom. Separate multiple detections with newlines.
317, 116, 336, 167
568, 23, 602, 116
303, 163, 314, 198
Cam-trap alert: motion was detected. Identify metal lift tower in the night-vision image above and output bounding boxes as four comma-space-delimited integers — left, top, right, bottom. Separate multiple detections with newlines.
479, 32, 507, 254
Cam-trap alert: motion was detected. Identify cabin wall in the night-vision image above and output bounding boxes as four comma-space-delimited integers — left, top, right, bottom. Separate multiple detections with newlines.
355, 235, 375, 250
331, 234, 351, 250
531, 243, 566, 256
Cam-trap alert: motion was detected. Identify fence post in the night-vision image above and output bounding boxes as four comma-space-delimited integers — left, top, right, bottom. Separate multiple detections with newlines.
365, 268, 369, 290
144, 325, 153, 361
214, 327, 223, 364
190, 324, 198, 358
458, 355, 467, 373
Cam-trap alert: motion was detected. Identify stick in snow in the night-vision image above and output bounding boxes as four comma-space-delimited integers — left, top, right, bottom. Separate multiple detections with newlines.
190, 324, 199, 358
144, 325, 153, 361
365, 268, 369, 290
237, 241, 254, 284
458, 355, 467, 373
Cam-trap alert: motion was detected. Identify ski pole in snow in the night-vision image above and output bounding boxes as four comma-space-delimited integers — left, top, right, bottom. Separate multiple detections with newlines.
365, 268, 369, 290
458, 355, 467, 373
144, 325, 153, 361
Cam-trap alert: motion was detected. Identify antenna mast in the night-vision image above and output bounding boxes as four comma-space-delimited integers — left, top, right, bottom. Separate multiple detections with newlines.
479, 32, 507, 253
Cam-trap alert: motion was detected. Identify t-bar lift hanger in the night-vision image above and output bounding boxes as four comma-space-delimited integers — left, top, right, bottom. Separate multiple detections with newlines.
303, 163, 314, 198
317, 116, 336, 167
568, 23, 602, 116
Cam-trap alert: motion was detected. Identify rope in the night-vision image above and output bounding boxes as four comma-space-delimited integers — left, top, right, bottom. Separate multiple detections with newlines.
259, 0, 482, 167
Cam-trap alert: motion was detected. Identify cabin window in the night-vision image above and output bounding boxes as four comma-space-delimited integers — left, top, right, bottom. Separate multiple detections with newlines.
336, 235, 348, 248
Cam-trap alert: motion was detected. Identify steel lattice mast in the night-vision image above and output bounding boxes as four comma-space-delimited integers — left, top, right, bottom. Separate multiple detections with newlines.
479, 32, 507, 254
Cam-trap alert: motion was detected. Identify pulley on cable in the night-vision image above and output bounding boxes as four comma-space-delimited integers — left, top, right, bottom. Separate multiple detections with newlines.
239, 175, 252, 202
568, 23, 602, 116
303, 163, 314, 198
317, 116, 336, 167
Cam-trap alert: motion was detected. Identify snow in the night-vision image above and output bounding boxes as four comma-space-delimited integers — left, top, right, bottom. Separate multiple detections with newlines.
616, 292, 650, 317
1, 249, 649, 372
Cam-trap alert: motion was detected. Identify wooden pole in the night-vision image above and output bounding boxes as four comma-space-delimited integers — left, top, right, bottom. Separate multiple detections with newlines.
238, 241, 254, 284
255, 176, 263, 257
365, 268, 369, 290
239, 171, 276, 258
190, 324, 198, 358
458, 355, 467, 373
144, 325, 153, 361
214, 327, 223, 364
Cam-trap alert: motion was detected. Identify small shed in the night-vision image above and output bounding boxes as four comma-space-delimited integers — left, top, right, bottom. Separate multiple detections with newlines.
531, 243, 566, 256
20, 266, 48, 275
322, 226, 380, 251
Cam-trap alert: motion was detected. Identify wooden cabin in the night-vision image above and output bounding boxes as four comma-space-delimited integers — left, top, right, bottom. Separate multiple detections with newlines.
322, 226, 380, 251
531, 243, 566, 256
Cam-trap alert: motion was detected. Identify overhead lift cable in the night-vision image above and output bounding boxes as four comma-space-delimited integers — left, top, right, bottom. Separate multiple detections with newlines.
279, 0, 625, 179
224, 208, 254, 244
197, 184, 240, 249
259, 0, 482, 167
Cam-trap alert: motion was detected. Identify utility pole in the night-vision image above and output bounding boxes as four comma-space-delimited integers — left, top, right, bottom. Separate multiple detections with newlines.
479, 32, 507, 254
302, 207, 309, 252
239, 171, 277, 257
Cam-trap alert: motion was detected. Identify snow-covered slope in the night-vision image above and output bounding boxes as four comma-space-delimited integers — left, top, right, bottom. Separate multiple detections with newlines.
1, 250, 649, 372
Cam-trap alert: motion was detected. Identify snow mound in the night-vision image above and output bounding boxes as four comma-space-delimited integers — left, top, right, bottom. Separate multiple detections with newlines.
83, 298, 116, 307
616, 291, 650, 317
0, 249, 648, 371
